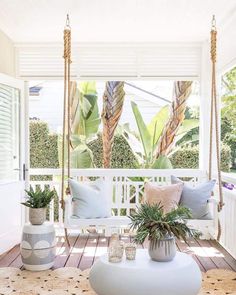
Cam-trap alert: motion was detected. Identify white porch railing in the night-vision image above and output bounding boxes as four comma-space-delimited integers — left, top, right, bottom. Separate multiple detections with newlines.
219, 172, 236, 259
29, 168, 236, 258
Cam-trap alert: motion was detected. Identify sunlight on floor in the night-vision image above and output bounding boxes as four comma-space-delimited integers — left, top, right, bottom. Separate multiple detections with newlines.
188, 246, 224, 258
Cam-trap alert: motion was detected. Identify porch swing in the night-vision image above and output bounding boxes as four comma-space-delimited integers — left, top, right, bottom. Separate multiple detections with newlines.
60, 15, 224, 244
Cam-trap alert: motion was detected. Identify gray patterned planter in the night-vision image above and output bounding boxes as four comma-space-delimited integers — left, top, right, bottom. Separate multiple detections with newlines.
21, 222, 56, 271
29, 208, 46, 225
148, 236, 176, 262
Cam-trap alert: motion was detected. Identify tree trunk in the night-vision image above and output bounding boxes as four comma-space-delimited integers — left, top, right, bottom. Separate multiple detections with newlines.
155, 81, 193, 158
102, 81, 125, 168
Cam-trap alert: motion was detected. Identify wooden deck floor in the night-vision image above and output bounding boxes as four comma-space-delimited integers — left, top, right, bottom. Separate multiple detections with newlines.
1, 234, 236, 272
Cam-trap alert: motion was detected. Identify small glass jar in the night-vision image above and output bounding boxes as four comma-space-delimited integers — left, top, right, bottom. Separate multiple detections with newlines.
108, 240, 124, 263
125, 243, 136, 260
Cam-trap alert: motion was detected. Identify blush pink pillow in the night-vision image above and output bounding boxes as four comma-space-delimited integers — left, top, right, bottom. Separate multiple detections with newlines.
144, 182, 184, 213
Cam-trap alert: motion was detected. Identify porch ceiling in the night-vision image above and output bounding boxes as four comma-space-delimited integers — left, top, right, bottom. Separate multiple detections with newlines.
0, 0, 235, 43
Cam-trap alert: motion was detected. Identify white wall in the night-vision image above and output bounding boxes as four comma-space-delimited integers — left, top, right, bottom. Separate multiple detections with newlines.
0, 29, 15, 76
218, 15, 236, 73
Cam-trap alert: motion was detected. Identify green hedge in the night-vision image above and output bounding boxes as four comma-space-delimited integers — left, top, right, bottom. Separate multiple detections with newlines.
88, 133, 138, 168
30, 120, 59, 182
170, 144, 232, 172
30, 120, 59, 169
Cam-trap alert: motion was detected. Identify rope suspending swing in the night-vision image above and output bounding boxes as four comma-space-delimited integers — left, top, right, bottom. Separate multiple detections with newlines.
61, 14, 72, 246
208, 15, 224, 240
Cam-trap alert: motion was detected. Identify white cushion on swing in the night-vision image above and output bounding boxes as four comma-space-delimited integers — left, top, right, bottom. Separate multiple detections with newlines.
69, 178, 111, 219
171, 176, 216, 220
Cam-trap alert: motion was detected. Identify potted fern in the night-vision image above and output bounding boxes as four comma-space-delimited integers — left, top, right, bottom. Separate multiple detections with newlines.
129, 203, 200, 262
21, 186, 55, 225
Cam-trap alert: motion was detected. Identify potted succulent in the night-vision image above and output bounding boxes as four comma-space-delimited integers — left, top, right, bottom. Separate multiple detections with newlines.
129, 203, 200, 262
21, 186, 55, 225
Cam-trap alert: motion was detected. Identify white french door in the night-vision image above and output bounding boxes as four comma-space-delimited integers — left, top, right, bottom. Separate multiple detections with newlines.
0, 73, 28, 255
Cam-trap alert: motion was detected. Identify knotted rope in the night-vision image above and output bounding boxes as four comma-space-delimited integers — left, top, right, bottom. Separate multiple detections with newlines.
208, 16, 224, 241
61, 15, 72, 210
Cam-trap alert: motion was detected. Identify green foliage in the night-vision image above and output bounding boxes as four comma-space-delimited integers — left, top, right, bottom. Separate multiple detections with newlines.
22, 186, 55, 208
30, 120, 59, 169
72, 81, 101, 137
223, 133, 236, 168
30, 120, 59, 182
129, 102, 170, 167
220, 144, 232, 172
222, 67, 236, 127
58, 81, 100, 169
88, 133, 138, 168
129, 203, 200, 245
125, 102, 198, 168
221, 117, 234, 141
170, 144, 232, 172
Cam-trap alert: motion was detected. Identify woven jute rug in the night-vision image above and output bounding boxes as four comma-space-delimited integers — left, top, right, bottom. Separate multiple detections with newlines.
0, 267, 235, 295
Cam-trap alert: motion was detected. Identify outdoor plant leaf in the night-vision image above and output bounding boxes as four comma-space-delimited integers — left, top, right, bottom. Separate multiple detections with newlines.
151, 155, 172, 169
22, 186, 55, 209
129, 203, 200, 245
131, 101, 152, 161
147, 105, 169, 147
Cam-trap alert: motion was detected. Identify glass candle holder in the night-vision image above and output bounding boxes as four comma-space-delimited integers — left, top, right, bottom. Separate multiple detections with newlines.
108, 241, 124, 263
125, 243, 136, 260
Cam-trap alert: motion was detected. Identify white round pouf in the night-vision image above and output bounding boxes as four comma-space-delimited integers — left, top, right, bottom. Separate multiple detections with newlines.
20, 222, 56, 271
89, 249, 202, 295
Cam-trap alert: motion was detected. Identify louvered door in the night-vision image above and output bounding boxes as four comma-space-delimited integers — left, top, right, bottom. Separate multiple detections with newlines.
0, 74, 26, 255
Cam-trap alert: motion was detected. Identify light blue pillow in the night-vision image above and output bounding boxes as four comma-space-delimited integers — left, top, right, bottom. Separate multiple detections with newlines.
69, 179, 111, 219
171, 176, 216, 220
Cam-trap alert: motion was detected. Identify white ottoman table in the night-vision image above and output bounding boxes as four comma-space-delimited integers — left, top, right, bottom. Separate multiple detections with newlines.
20, 222, 56, 271
89, 249, 202, 295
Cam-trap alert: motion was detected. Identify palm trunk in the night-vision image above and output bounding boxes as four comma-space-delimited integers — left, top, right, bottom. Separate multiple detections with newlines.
102, 81, 125, 168
155, 81, 193, 158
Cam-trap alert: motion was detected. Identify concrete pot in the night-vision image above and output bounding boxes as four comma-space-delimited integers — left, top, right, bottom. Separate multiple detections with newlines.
148, 236, 176, 262
29, 208, 46, 225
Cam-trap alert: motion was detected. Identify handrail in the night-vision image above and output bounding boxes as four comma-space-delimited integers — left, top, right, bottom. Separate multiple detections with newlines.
29, 168, 207, 177
221, 172, 236, 185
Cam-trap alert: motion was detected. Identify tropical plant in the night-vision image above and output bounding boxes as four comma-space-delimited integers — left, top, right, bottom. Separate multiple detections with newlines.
58, 81, 101, 168
22, 186, 55, 208
129, 203, 200, 246
102, 81, 125, 168
121, 100, 198, 168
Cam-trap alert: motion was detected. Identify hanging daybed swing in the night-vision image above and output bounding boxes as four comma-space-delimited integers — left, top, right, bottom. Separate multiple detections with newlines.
60, 15, 224, 245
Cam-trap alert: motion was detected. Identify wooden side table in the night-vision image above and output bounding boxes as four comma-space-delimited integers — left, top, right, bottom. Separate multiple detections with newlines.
20, 222, 56, 271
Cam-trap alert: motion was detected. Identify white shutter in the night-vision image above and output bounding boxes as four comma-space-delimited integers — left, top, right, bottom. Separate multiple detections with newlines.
16, 46, 78, 79
0, 84, 18, 181
16, 43, 201, 79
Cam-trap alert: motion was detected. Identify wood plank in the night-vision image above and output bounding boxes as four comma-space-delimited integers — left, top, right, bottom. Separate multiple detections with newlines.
0, 244, 20, 267
196, 239, 233, 270
65, 234, 88, 268
176, 239, 205, 272
185, 238, 217, 271
1, 236, 236, 272
53, 234, 78, 269
94, 235, 109, 263
209, 240, 236, 272
79, 234, 99, 270
8, 254, 23, 269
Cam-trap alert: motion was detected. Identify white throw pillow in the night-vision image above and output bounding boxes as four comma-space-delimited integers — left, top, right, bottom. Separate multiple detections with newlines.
69, 178, 111, 219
